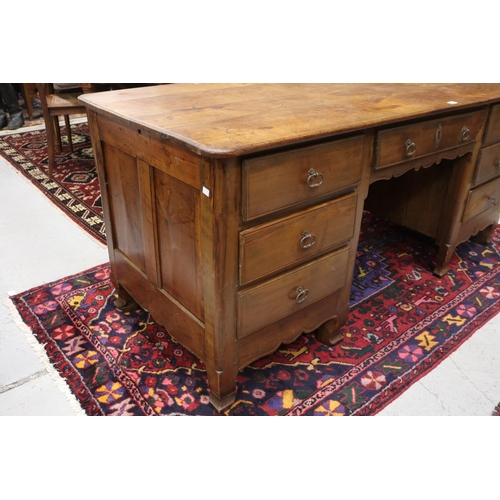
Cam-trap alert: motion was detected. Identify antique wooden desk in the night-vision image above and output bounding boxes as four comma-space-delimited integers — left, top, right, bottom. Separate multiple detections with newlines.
79, 84, 500, 411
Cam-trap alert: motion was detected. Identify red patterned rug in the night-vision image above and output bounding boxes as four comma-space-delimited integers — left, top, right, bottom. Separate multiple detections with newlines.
10, 211, 500, 415
0, 122, 106, 245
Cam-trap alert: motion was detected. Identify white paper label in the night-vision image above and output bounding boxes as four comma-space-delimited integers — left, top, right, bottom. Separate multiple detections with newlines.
202, 186, 210, 197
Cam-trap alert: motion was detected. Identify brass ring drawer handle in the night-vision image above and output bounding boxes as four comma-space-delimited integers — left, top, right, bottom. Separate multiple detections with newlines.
405, 139, 417, 157
489, 196, 497, 206
295, 286, 309, 304
299, 231, 316, 249
306, 168, 324, 188
461, 126, 470, 142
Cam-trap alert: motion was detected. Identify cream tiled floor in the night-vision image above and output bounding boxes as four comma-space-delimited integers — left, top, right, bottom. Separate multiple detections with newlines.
1, 143, 499, 416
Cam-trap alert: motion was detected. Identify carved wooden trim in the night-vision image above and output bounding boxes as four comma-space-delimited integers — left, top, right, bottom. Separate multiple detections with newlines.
370, 144, 475, 184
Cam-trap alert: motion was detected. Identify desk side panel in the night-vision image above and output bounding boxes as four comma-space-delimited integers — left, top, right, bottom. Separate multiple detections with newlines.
91, 112, 206, 360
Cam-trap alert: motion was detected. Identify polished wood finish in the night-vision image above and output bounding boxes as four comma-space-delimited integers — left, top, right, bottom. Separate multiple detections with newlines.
242, 136, 364, 220
483, 104, 500, 145
463, 177, 500, 222
239, 194, 357, 284
375, 110, 486, 169
79, 84, 500, 411
79, 83, 500, 157
473, 143, 500, 186
238, 247, 349, 338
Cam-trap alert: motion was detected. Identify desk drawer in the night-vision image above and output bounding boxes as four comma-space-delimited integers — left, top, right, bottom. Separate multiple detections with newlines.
483, 104, 500, 145
473, 142, 500, 187
237, 247, 349, 338
375, 110, 486, 169
463, 176, 500, 222
239, 193, 357, 284
243, 135, 364, 220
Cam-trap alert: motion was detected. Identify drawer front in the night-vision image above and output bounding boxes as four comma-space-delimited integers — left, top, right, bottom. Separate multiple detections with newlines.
462, 176, 500, 222
473, 142, 500, 187
483, 104, 500, 145
237, 247, 349, 338
243, 135, 364, 220
375, 110, 486, 169
240, 193, 357, 284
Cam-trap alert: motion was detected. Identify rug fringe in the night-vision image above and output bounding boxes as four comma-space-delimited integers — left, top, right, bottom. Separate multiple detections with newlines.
3, 296, 87, 416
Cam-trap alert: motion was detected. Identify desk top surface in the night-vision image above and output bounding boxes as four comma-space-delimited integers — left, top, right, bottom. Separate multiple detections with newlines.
80, 83, 500, 157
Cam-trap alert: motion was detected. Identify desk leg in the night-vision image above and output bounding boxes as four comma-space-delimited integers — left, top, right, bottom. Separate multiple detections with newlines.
201, 157, 241, 412
316, 288, 350, 346
435, 221, 497, 276
114, 281, 140, 312
207, 369, 238, 412
317, 316, 343, 345
472, 223, 496, 245
435, 217, 498, 276
317, 132, 374, 347
434, 244, 454, 277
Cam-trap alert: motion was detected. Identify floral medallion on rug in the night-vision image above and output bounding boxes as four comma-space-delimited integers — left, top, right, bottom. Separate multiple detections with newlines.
10, 212, 500, 416
0, 123, 106, 245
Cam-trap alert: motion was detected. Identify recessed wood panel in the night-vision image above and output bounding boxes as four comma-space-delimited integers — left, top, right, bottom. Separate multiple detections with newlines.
102, 142, 146, 273
154, 169, 204, 321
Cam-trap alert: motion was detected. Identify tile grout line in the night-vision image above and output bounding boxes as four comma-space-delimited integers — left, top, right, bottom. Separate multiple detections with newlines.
2, 297, 86, 415
0, 369, 48, 394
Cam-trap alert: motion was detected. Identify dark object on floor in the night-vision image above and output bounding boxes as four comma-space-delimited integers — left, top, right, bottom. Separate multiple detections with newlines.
7, 111, 24, 130
0, 83, 24, 130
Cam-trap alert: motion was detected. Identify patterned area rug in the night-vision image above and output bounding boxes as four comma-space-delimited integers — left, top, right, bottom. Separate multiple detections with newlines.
0, 123, 105, 244
10, 211, 500, 415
